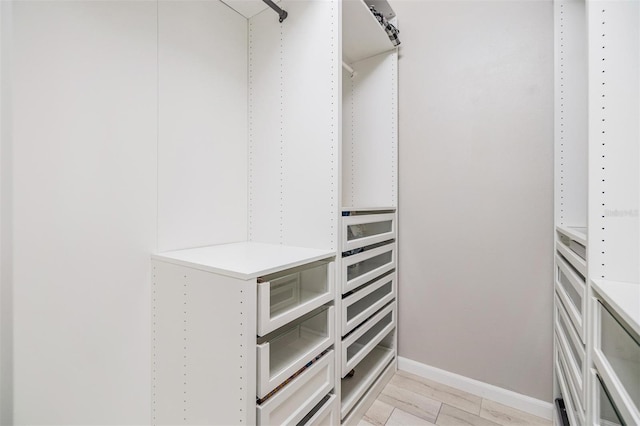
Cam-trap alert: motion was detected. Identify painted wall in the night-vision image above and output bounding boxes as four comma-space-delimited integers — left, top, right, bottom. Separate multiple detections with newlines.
8, 1, 246, 423
391, 0, 555, 401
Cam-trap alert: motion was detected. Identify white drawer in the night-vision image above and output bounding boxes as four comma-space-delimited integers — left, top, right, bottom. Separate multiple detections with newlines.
556, 227, 587, 261
555, 339, 583, 426
555, 241, 586, 277
593, 301, 640, 422
342, 272, 396, 336
342, 243, 395, 294
555, 295, 585, 407
301, 394, 339, 426
594, 371, 626, 426
257, 306, 335, 399
342, 302, 395, 377
342, 213, 396, 252
555, 253, 586, 342
257, 350, 335, 426
257, 260, 334, 336
341, 341, 395, 420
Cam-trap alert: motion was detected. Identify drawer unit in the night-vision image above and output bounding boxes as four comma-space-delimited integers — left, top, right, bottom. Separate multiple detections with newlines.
257, 306, 335, 399
342, 272, 396, 335
555, 253, 586, 342
257, 350, 335, 426
556, 226, 587, 262
257, 261, 334, 336
342, 213, 396, 252
342, 302, 396, 377
593, 301, 640, 423
555, 294, 585, 406
342, 243, 395, 294
301, 394, 339, 426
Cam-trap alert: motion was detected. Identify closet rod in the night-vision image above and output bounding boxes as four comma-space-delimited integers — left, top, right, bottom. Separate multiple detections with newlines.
262, 0, 288, 22
342, 61, 355, 77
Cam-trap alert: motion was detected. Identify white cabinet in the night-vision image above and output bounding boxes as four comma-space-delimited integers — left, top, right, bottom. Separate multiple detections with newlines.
553, 0, 639, 423
151, 244, 337, 425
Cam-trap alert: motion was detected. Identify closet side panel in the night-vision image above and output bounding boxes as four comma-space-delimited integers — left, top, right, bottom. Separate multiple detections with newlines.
158, 0, 248, 252
11, 1, 157, 423
342, 52, 398, 209
249, 0, 339, 251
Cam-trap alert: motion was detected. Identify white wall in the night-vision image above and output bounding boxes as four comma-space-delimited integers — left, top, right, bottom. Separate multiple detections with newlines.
11, 2, 158, 423
391, 0, 554, 401
158, 0, 247, 252
0, 1, 13, 423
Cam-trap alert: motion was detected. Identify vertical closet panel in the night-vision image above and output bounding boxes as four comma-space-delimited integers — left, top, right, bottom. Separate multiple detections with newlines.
588, 0, 639, 282
342, 52, 397, 209
249, 0, 339, 251
11, 1, 157, 423
158, 1, 248, 252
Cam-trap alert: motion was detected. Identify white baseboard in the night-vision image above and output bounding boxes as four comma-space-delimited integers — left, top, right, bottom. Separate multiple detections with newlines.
397, 357, 554, 421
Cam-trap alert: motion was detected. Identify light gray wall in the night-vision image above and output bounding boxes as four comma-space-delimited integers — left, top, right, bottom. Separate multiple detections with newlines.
391, 0, 554, 401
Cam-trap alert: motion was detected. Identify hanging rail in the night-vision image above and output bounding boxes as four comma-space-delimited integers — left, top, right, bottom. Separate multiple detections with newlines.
262, 0, 288, 22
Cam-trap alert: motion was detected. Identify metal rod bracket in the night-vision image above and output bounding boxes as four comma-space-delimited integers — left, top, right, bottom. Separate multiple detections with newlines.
262, 0, 288, 22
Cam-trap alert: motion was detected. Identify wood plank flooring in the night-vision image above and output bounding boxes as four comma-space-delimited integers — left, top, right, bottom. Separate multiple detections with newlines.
358, 371, 552, 426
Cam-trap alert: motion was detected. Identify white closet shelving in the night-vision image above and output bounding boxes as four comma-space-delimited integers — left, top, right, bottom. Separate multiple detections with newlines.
152, 0, 399, 424
553, 0, 639, 425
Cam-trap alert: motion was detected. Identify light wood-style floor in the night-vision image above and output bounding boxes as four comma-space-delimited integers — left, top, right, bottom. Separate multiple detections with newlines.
359, 371, 552, 426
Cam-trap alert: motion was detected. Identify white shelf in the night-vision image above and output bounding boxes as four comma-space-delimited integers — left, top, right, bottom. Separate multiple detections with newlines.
342, 206, 396, 213
340, 344, 395, 418
218, 0, 271, 19
152, 242, 335, 280
343, 0, 396, 65
592, 279, 640, 337
556, 225, 587, 246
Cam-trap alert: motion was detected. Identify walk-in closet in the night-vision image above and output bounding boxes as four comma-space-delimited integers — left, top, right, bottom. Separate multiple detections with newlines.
0, 0, 637, 425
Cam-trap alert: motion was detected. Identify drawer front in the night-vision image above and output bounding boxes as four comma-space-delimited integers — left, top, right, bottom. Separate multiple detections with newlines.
257, 350, 335, 426
342, 272, 396, 336
342, 243, 395, 294
594, 301, 640, 420
341, 302, 396, 377
302, 394, 339, 426
555, 254, 585, 342
555, 295, 585, 406
557, 340, 584, 425
555, 339, 580, 426
594, 371, 627, 426
555, 241, 586, 277
342, 213, 396, 252
257, 306, 335, 399
257, 260, 334, 336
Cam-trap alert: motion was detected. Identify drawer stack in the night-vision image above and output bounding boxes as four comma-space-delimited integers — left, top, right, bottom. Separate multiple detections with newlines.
256, 262, 339, 425
554, 225, 587, 425
339, 210, 397, 423
151, 244, 340, 426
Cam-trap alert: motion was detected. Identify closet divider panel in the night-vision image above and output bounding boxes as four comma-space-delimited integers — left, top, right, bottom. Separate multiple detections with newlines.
342, 52, 397, 209
554, 0, 588, 227
248, 0, 339, 251
587, 0, 639, 283
157, 0, 248, 252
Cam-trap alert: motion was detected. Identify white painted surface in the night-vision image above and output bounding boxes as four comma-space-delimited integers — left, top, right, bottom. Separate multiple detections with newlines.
391, 0, 554, 402
157, 0, 248, 252
588, 0, 639, 284
342, 0, 395, 64
0, 1, 12, 423
342, 52, 397, 209
220, 0, 271, 19
152, 260, 256, 425
554, 0, 588, 228
592, 279, 640, 337
398, 357, 554, 421
153, 241, 335, 279
11, 1, 157, 423
248, 0, 339, 251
